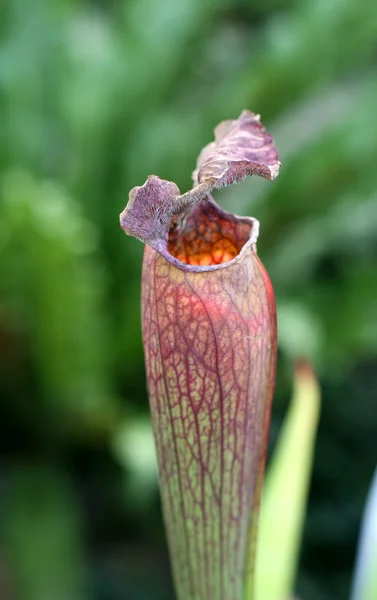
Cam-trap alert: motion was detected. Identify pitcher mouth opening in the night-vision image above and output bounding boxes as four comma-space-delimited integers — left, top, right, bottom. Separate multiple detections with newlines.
165, 198, 258, 270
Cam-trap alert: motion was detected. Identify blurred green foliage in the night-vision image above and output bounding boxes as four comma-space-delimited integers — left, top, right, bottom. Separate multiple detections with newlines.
0, 0, 377, 599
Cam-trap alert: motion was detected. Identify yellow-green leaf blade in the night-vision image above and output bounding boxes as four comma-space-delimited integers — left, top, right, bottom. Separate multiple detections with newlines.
254, 361, 321, 600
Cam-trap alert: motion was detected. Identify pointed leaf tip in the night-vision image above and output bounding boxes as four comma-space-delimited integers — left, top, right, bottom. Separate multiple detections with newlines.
294, 359, 317, 384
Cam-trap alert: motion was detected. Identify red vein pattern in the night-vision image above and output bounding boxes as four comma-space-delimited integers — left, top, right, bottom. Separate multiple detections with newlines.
120, 110, 280, 600
141, 211, 277, 600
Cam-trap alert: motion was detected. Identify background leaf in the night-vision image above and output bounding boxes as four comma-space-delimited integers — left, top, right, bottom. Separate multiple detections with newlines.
254, 362, 321, 600
350, 467, 377, 600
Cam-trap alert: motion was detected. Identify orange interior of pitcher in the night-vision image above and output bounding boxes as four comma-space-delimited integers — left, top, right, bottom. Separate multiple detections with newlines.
167, 201, 252, 266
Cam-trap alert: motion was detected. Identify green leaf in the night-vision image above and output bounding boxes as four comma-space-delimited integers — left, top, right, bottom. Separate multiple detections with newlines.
351, 467, 377, 600
254, 361, 321, 600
